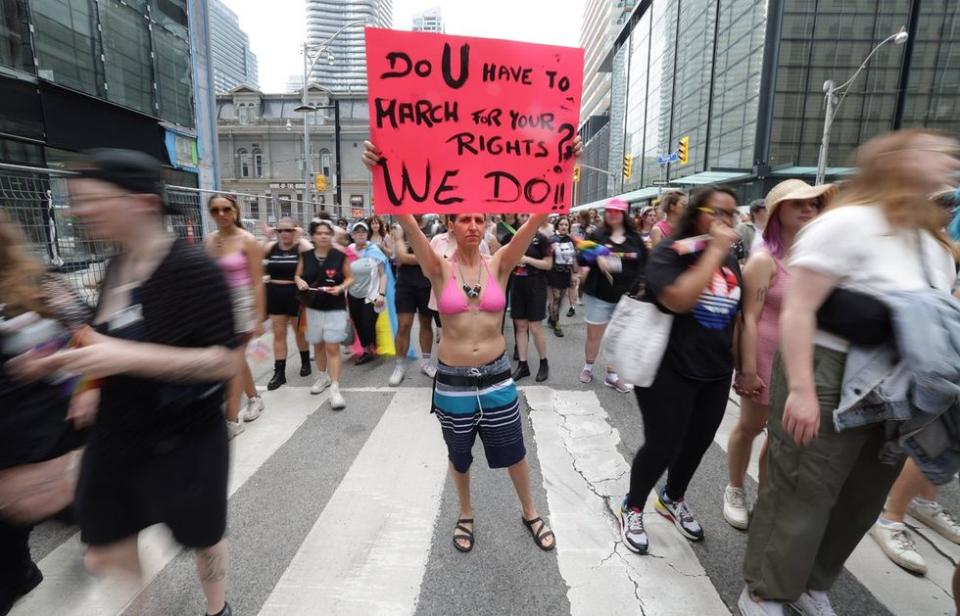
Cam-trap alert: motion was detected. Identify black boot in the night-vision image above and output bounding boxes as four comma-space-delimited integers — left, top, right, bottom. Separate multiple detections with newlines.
566, 307, 575, 317
0, 520, 40, 616
513, 346, 519, 361
299, 351, 312, 377
512, 361, 530, 381
536, 358, 549, 382
267, 360, 286, 391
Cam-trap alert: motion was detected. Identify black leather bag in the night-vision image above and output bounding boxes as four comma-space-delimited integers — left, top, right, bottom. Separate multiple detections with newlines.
816, 288, 893, 346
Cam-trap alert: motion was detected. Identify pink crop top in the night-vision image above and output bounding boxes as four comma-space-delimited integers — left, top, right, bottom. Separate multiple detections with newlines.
218, 251, 252, 289
437, 255, 506, 315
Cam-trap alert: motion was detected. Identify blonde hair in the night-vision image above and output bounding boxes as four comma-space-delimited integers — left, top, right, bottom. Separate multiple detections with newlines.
828, 129, 958, 257
0, 211, 50, 317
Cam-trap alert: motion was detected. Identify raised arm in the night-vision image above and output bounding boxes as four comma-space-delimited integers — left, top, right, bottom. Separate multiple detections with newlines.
495, 214, 549, 275
362, 141, 443, 279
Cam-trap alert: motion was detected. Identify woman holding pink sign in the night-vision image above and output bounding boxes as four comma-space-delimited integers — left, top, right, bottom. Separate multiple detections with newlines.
361, 139, 583, 554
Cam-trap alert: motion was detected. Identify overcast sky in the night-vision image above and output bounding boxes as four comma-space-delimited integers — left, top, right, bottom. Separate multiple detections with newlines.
222, 0, 586, 92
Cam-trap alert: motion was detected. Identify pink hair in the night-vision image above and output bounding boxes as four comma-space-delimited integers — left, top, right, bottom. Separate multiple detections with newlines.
762, 212, 785, 260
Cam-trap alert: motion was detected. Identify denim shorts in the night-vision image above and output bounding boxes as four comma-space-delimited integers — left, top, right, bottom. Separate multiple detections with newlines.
584, 294, 618, 325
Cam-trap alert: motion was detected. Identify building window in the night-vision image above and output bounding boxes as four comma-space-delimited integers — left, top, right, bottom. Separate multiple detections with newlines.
249, 199, 259, 219
99, 0, 154, 114
253, 147, 263, 177
278, 195, 291, 217
238, 104, 248, 124
0, 1, 34, 73
320, 149, 331, 177
237, 148, 249, 177
31, 0, 105, 96
152, 23, 194, 128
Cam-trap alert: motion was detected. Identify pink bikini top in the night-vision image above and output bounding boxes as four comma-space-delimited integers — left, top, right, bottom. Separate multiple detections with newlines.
218, 251, 251, 289
437, 254, 506, 315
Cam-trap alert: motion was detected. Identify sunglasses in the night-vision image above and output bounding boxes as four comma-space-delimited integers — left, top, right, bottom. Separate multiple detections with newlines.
209, 207, 234, 215
277, 228, 295, 233
697, 206, 738, 219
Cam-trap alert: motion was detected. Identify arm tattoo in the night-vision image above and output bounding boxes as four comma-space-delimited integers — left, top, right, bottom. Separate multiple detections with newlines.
755, 286, 767, 304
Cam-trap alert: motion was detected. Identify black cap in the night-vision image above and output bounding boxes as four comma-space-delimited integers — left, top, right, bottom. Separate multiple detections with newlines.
74, 149, 172, 213
749, 199, 766, 213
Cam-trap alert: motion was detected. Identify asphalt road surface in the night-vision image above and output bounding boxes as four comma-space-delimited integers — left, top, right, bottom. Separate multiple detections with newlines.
17, 308, 959, 616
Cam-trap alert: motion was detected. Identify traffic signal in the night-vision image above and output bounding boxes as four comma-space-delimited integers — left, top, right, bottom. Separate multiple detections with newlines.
623, 154, 633, 180
573, 166, 581, 183
678, 136, 689, 165
315, 174, 327, 192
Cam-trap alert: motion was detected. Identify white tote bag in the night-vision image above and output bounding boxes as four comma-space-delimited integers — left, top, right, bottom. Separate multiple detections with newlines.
600, 295, 673, 387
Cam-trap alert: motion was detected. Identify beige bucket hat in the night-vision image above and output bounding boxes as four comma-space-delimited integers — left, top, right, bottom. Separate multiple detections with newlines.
763, 179, 837, 240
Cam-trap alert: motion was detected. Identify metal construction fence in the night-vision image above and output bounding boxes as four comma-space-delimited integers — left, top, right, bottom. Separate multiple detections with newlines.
1, 163, 210, 306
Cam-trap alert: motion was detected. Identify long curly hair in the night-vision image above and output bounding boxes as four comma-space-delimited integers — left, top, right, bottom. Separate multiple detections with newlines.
0, 210, 50, 317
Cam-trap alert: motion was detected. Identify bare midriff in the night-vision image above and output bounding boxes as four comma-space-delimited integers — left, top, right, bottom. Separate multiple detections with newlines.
436, 310, 506, 367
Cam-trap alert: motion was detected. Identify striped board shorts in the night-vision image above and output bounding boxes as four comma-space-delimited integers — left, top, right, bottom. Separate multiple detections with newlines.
431, 354, 526, 473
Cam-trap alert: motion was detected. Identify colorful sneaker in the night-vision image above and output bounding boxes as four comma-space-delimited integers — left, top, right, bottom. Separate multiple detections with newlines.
789, 590, 837, 616
310, 373, 331, 395
655, 488, 704, 541
619, 498, 648, 554
907, 499, 960, 544
868, 521, 927, 574
723, 484, 749, 530
241, 395, 264, 422
604, 373, 631, 394
388, 362, 406, 386
579, 367, 593, 384
737, 587, 785, 616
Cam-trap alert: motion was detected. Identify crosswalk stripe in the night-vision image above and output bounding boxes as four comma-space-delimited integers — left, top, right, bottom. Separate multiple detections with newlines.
12, 386, 328, 616
714, 396, 956, 616
525, 386, 730, 616
257, 388, 447, 616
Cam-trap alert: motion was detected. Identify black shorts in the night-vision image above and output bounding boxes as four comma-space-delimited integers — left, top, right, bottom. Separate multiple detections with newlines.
546, 268, 573, 289
266, 282, 300, 316
395, 284, 432, 315
510, 275, 547, 321
77, 421, 229, 548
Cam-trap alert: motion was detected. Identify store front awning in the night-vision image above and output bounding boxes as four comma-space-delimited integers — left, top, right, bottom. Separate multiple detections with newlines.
770, 166, 855, 177
668, 170, 753, 185
570, 185, 664, 213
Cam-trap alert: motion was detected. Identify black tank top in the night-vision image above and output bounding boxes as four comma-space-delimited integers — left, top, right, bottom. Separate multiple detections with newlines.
300, 249, 347, 311
266, 242, 300, 281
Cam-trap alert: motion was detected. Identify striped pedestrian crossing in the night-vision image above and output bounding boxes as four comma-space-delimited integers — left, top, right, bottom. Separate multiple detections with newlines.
13, 386, 954, 616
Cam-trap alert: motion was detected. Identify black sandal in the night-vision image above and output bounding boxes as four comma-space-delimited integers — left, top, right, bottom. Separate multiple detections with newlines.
453, 518, 474, 553
522, 516, 556, 551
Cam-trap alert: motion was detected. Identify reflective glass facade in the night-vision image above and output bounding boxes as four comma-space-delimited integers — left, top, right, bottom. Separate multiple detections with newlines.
0, 0, 196, 128
600, 0, 959, 202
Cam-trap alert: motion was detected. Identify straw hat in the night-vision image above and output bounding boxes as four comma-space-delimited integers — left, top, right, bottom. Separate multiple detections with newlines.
763, 179, 837, 238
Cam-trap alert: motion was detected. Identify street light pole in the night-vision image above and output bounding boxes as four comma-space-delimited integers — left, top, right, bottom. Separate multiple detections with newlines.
301, 43, 313, 215
815, 27, 909, 186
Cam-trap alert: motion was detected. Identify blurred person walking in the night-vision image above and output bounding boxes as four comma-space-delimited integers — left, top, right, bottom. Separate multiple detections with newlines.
204, 195, 266, 439
11, 150, 242, 616
578, 198, 645, 392
0, 213, 92, 615
388, 217, 438, 385
619, 186, 741, 555
264, 217, 313, 390
739, 130, 960, 616
735, 200, 769, 262
295, 220, 353, 410
509, 219, 553, 382
724, 180, 833, 530
346, 221, 388, 365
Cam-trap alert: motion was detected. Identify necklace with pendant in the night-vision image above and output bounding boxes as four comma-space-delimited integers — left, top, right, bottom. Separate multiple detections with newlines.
457, 261, 482, 299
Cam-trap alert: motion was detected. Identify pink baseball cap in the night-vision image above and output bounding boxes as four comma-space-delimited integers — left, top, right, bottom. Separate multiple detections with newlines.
605, 198, 629, 212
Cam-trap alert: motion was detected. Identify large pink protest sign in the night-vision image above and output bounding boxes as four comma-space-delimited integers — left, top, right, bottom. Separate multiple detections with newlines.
365, 27, 583, 215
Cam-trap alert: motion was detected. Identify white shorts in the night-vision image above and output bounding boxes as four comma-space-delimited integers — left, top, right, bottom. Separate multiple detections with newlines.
304, 308, 349, 344
230, 286, 256, 334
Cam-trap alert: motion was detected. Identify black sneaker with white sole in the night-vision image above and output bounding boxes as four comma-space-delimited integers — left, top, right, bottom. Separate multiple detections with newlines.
654, 488, 704, 541
619, 498, 648, 554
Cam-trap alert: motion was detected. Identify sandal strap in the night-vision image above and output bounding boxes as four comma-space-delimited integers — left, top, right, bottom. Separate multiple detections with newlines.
536, 528, 555, 541
457, 517, 474, 524
522, 516, 542, 528
455, 524, 474, 536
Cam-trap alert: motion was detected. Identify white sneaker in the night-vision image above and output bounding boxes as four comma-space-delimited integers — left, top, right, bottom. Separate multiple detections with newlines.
388, 362, 406, 386
737, 587, 785, 616
226, 420, 244, 440
420, 359, 437, 379
723, 484, 749, 530
908, 499, 960, 544
789, 590, 837, 616
329, 382, 346, 410
241, 396, 264, 422
310, 373, 331, 395
868, 521, 927, 574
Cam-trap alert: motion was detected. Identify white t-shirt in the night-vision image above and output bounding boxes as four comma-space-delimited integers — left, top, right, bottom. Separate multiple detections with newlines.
790, 204, 956, 351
